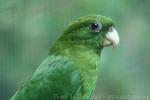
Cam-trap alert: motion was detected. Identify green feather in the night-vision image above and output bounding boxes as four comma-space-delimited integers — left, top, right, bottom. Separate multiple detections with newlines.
11, 56, 81, 100
11, 15, 116, 100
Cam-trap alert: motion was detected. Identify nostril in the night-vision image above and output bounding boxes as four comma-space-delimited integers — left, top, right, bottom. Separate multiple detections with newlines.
108, 27, 113, 32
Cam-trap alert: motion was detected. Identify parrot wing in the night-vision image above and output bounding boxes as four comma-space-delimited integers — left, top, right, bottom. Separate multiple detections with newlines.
11, 55, 81, 100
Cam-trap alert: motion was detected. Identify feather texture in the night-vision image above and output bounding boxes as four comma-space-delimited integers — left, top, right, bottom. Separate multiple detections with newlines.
11, 56, 81, 100
11, 15, 118, 100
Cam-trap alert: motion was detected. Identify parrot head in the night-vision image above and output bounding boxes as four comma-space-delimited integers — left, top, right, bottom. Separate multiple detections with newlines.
53, 15, 119, 54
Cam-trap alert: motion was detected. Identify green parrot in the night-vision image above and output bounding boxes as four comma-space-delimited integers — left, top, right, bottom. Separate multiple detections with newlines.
11, 15, 119, 100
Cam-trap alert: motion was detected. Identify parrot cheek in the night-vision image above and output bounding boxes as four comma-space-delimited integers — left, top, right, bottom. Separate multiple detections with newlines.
103, 27, 119, 48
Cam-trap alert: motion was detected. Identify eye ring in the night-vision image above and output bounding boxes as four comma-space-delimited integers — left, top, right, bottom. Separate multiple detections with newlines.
89, 22, 102, 32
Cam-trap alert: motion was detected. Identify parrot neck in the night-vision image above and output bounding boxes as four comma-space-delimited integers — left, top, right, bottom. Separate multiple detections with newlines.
50, 40, 102, 70
50, 41, 102, 69
50, 40, 103, 55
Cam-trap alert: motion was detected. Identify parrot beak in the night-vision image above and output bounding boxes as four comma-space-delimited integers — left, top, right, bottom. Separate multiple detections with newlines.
103, 27, 119, 48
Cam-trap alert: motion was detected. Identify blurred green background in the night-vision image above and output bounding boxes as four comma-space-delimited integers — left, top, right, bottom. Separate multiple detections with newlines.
0, 0, 150, 100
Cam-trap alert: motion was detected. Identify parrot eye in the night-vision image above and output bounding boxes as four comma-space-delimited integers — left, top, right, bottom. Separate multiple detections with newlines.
89, 22, 102, 32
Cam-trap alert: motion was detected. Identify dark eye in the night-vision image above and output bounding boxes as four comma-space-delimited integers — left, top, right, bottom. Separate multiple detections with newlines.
89, 22, 102, 32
